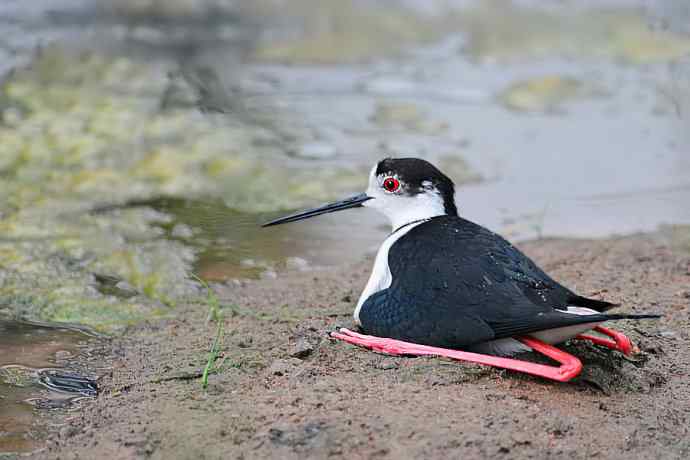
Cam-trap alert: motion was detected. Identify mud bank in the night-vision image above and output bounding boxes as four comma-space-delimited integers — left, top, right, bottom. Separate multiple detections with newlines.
24, 229, 690, 460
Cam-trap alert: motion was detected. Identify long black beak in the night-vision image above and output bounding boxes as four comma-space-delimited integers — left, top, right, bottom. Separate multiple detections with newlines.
262, 193, 372, 227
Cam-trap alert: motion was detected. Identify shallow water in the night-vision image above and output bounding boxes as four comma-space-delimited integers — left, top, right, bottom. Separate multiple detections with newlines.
0, 321, 99, 454
135, 197, 383, 281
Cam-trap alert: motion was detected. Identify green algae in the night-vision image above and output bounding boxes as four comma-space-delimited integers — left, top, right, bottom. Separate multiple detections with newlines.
498, 76, 607, 113
459, 1, 690, 63
370, 101, 450, 135
0, 367, 34, 388
0, 49, 365, 213
0, 47, 371, 332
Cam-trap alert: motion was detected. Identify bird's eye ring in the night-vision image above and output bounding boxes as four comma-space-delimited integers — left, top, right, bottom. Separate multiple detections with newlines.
382, 177, 400, 193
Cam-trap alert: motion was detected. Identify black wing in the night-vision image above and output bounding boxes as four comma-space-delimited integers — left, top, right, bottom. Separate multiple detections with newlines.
359, 216, 614, 348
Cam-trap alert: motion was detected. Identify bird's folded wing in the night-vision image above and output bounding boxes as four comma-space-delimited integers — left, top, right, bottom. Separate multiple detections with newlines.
485, 308, 607, 339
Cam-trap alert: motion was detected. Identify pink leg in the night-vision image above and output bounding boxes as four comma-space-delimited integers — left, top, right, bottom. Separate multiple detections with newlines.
330, 328, 582, 382
575, 325, 636, 356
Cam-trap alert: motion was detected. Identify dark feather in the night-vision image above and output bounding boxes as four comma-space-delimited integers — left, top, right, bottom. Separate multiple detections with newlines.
568, 295, 619, 312
358, 216, 659, 348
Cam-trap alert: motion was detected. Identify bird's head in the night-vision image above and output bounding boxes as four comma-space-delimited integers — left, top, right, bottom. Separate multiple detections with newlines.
262, 158, 457, 231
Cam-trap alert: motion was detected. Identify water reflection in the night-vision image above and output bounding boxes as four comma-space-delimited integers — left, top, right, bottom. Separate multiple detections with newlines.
0, 321, 98, 454
134, 198, 386, 280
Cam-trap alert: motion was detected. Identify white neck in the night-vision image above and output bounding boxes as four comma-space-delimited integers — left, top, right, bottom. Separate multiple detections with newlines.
386, 192, 447, 231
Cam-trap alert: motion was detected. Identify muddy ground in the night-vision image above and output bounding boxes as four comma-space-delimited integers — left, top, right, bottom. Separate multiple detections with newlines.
27, 230, 690, 460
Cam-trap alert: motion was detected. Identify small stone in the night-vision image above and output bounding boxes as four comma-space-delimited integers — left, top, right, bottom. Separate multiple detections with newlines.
290, 338, 314, 359
658, 330, 677, 339
93, 273, 139, 298
113, 281, 139, 298
510, 432, 532, 446
237, 337, 253, 348
376, 359, 399, 370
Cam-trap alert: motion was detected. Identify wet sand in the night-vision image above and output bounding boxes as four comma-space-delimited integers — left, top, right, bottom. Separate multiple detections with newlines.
29, 230, 690, 460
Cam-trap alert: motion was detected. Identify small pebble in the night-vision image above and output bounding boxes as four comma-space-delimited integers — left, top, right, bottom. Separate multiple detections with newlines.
290, 338, 314, 359
377, 359, 399, 370
114, 281, 139, 298
658, 330, 677, 339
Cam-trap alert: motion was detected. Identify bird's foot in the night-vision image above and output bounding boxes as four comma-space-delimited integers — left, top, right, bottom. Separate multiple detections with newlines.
576, 326, 637, 356
330, 328, 582, 382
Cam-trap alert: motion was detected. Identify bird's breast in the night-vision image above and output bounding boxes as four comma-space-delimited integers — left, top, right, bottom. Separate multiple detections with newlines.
354, 220, 428, 325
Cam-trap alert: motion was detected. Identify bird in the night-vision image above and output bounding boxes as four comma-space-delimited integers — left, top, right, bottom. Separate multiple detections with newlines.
262, 158, 659, 381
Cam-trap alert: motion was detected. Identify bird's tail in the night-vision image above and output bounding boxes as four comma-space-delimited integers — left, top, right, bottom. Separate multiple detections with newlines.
604, 313, 661, 320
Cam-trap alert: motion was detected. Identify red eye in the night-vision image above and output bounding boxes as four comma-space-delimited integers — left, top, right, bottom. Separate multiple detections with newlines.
382, 177, 400, 193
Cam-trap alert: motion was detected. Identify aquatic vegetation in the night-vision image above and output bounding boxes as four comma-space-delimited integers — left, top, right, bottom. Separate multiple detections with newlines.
371, 101, 449, 135
0, 366, 34, 388
0, 48, 370, 331
498, 76, 606, 113
436, 155, 483, 186
459, 2, 690, 63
